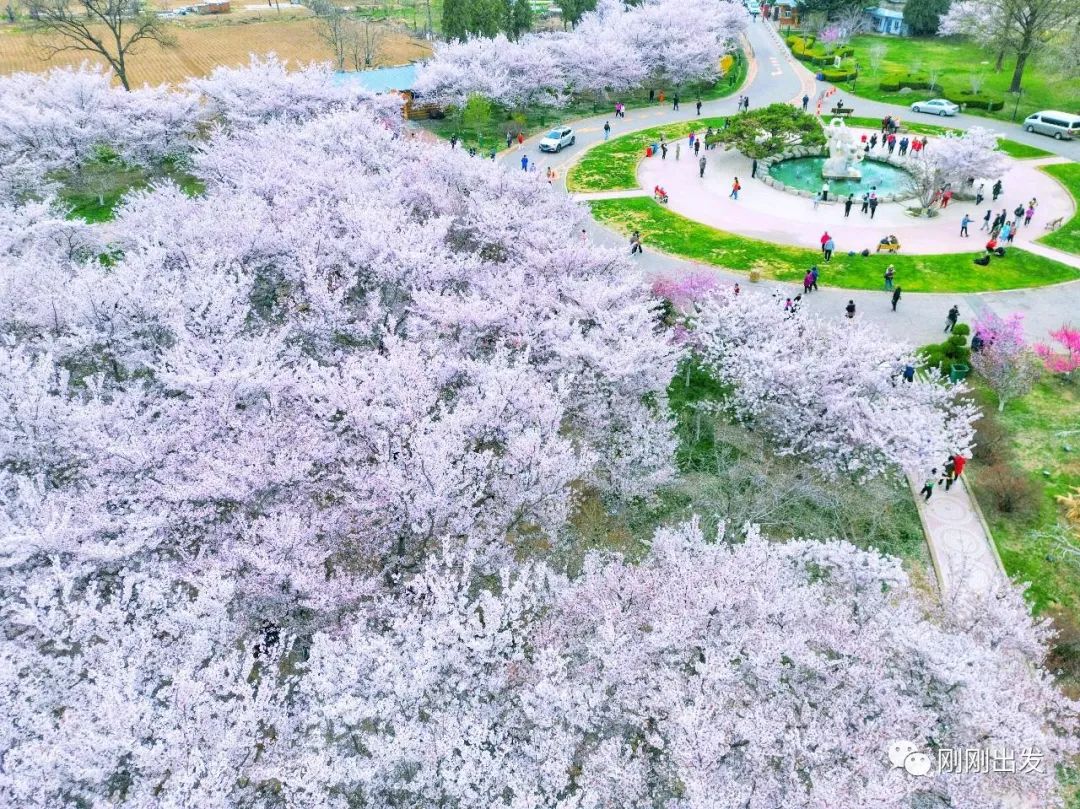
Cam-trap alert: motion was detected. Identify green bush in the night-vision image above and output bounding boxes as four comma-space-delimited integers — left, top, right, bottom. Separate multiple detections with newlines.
919, 325, 970, 371
948, 94, 1005, 111
879, 73, 937, 92
822, 68, 857, 82
951, 323, 971, 338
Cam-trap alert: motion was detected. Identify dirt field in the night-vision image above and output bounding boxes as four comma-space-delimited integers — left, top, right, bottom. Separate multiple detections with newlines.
0, 11, 431, 86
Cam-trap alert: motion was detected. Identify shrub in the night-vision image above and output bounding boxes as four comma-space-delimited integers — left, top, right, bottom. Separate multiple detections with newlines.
919, 326, 969, 371
822, 68, 857, 82
949, 94, 1005, 111
977, 462, 1042, 516
971, 410, 1010, 465
952, 323, 971, 338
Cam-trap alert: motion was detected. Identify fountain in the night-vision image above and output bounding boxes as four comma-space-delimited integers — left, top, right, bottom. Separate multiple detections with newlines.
821, 118, 863, 180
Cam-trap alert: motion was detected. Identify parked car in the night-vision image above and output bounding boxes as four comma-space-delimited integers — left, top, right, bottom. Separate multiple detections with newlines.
910, 98, 960, 117
1023, 110, 1080, 140
539, 127, 575, 152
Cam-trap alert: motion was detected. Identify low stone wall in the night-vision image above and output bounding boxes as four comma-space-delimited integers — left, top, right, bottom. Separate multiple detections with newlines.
757, 149, 912, 204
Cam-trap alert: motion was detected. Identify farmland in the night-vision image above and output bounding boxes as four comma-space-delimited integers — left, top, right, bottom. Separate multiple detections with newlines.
0, 10, 431, 86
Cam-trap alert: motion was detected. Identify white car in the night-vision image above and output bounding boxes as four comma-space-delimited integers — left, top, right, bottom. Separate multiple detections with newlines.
910, 98, 960, 117
539, 127, 575, 153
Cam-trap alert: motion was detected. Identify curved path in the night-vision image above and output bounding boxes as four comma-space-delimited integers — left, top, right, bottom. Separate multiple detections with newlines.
498, 19, 1079, 345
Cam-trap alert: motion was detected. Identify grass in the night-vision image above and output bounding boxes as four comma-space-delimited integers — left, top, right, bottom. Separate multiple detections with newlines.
419, 53, 747, 155
53, 156, 204, 222
833, 116, 1053, 158
589, 197, 1080, 292
811, 33, 1080, 125
966, 377, 1080, 693
1039, 163, 1080, 256
0, 14, 429, 86
567, 117, 727, 192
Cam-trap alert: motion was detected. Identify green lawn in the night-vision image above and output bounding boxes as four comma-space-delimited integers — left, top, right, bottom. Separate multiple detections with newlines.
419, 54, 747, 154
966, 378, 1080, 691
567, 117, 727, 192
589, 197, 1080, 292
1039, 163, 1080, 256
815, 34, 1080, 125
55, 156, 204, 223
841, 116, 1053, 158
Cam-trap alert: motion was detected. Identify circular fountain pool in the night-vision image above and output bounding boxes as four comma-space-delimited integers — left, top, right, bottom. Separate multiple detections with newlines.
768, 157, 912, 198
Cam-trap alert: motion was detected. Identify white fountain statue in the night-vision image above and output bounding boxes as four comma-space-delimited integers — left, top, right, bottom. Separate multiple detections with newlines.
822, 117, 864, 180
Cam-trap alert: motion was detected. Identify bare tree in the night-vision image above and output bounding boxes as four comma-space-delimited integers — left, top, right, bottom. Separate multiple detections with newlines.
347, 18, 385, 69
867, 41, 886, 74
927, 66, 941, 90
307, 0, 350, 69
969, 72, 986, 94
832, 6, 869, 43
27, 0, 174, 90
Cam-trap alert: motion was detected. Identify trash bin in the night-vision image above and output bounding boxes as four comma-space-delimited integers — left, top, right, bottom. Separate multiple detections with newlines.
646, 146, 653, 157
949, 363, 970, 382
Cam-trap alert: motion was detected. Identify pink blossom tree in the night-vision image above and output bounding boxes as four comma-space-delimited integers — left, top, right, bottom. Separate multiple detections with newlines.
903, 126, 1006, 210
1035, 325, 1080, 377
972, 311, 1044, 410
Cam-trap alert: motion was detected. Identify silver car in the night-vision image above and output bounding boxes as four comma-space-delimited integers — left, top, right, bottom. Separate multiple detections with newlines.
1023, 111, 1080, 140
539, 127, 575, 153
910, 98, 960, 117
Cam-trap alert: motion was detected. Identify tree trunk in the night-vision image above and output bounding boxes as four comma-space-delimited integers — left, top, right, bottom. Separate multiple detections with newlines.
998, 396, 1006, 412
1007, 50, 1029, 93
994, 48, 1005, 72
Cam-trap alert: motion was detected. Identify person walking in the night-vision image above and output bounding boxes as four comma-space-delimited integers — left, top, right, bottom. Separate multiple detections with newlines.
860, 192, 870, 215
944, 305, 959, 332
845, 299, 855, 318
751, 158, 758, 178
520, 154, 529, 171
699, 155, 706, 178
820, 231, 831, 253
884, 264, 895, 290
694, 139, 701, 157
730, 177, 741, 199
803, 270, 814, 294
660, 141, 668, 159
810, 265, 819, 291
948, 453, 966, 490
960, 213, 972, 237
1024, 204, 1035, 226
673, 92, 680, 111
696, 99, 702, 116
824, 236, 836, 262
802, 94, 809, 111
975, 183, 985, 206
743, 96, 750, 112
812, 190, 822, 210
517, 132, 525, 147
630, 230, 643, 255
891, 286, 902, 311
506, 131, 513, 149
980, 208, 992, 231
821, 181, 830, 202
920, 470, 938, 501
992, 179, 1002, 200
869, 196, 879, 219
942, 456, 956, 491
844, 195, 853, 217
449, 134, 458, 150
603, 121, 611, 140
675, 143, 681, 161
999, 220, 1011, 242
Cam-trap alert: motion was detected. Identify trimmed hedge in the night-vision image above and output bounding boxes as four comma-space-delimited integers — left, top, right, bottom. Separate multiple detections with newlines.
878, 75, 1005, 111
822, 67, 857, 82
880, 73, 938, 92
789, 35, 854, 67
947, 93, 1005, 111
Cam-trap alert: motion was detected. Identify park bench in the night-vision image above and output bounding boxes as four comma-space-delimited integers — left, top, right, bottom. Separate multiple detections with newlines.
830, 105, 854, 117
1044, 216, 1064, 232
876, 239, 901, 253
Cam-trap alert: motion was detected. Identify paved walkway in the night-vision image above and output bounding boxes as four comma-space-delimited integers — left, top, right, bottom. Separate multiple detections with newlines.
497, 19, 1079, 344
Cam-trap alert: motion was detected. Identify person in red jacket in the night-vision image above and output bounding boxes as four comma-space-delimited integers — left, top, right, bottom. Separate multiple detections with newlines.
946, 454, 967, 490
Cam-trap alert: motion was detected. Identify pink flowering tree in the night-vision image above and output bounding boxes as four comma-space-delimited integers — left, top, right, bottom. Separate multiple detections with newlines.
688, 287, 977, 478
1035, 325, 1080, 378
903, 126, 1006, 211
972, 312, 1044, 410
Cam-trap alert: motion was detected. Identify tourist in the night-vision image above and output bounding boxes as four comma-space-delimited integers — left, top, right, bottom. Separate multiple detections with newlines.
940, 188, 953, 208
521, 154, 529, 171
920, 137, 929, 151
899, 136, 909, 156
881, 116, 889, 133
630, 230, 643, 255
660, 141, 668, 159
821, 181, 830, 202
824, 236, 836, 262
699, 155, 706, 178
920, 469, 937, 501
784, 297, 793, 313
944, 305, 959, 333
546, 166, 556, 183
802, 94, 809, 111
1014, 203, 1025, 221
694, 139, 701, 157
861, 192, 870, 215
730, 177, 741, 200
810, 265, 819, 290
960, 213, 972, 237
845, 298, 855, 318
911, 139, 922, 157
673, 92, 680, 111
980, 209, 992, 231
999, 220, 1012, 242
820, 231, 831, 253
884, 264, 895, 289
518, 132, 525, 147
949, 453, 966, 489
1006, 222, 1017, 243
1025, 204, 1035, 226
734, 282, 740, 295
891, 286, 902, 311
676, 143, 681, 161
751, 158, 757, 178
506, 131, 513, 149
975, 183, 985, 206
844, 195, 853, 217
803, 270, 814, 294
743, 96, 750, 112
992, 179, 1002, 200
689, 131, 695, 148
696, 99, 702, 116
603, 121, 611, 140
869, 134, 878, 150
887, 133, 896, 154
943, 456, 956, 491
868, 196, 879, 219
737, 94, 744, 110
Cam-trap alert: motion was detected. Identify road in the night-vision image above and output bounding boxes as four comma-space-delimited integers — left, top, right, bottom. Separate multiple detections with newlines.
496, 18, 1078, 344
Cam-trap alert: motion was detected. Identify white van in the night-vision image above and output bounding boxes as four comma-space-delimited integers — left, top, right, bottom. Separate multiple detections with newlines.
1023, 110, 1080, 140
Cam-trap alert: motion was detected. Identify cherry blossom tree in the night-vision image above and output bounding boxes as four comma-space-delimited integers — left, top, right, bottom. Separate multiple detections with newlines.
684, 287, 977, 478
1035, 325, 1080, 377
903, 126, 1006, 211
973, 311, 1044, 410
413, 0, 746, 107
